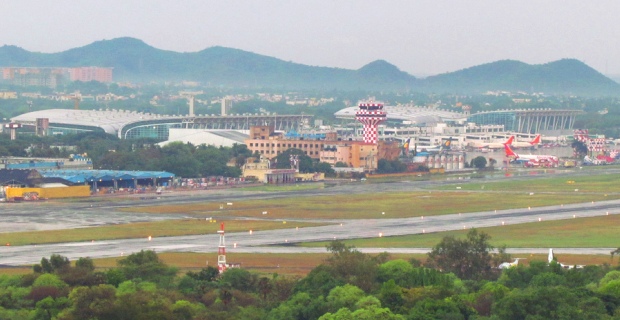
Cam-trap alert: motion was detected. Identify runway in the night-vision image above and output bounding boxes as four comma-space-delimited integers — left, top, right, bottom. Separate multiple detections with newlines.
1, 195, 618, 266
2, 166, 619, 266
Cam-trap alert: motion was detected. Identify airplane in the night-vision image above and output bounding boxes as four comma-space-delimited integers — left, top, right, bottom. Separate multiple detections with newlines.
504, 144, 559, 165
472, 136, 514, 150
548, 248, 584, 269
509, 134, 542, 148
410, 137, 454, 153
498, 258, 526, 269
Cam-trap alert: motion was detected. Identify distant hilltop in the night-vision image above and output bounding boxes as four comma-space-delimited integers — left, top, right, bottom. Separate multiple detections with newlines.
0, 37, 618, 96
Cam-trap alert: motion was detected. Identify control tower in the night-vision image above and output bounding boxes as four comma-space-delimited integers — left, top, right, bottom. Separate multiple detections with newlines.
355, 102, 387, 144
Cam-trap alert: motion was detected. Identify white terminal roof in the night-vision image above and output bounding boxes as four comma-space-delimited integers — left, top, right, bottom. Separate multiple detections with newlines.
11, 109, 166, 135
335, 105, 467, 125
158, 129, 249, 148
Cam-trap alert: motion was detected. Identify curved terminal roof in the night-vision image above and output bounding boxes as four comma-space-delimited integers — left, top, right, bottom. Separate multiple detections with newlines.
468, 108, 585, 117
335, 105, 466, 125
11, 109, 171, 135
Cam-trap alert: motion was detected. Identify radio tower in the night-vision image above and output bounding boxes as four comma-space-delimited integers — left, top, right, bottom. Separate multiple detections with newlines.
217, 222, 227, 274
355, 102, 387, 144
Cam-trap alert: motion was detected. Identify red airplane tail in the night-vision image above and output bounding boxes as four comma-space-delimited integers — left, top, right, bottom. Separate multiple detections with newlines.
529, 134, 541, 145
505, 136, 515, 145
504, 144, 517, 157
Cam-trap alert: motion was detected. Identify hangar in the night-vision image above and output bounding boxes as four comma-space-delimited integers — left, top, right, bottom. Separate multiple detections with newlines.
38, 169, 175, 190
0, 169, 175, 200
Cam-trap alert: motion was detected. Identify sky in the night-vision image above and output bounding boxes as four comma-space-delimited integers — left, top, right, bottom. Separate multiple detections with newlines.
3, 1, 620, 77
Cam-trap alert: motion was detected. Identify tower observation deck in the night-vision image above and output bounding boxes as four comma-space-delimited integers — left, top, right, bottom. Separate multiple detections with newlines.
355, 102, 387, 144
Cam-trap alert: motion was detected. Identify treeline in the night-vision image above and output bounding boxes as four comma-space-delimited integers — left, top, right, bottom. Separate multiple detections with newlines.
1, 230, 620, 319
0, 132, 336, 178
0, 132, 252, 178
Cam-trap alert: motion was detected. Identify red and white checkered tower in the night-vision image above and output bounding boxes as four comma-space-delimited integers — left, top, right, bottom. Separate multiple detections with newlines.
217, 222, 227, 274
355, 102, 387, 144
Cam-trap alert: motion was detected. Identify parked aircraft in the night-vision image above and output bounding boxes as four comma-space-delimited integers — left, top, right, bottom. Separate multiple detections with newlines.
472, 136, 514, 150
548, 248, 584, 269
504, 144, 559, 166
498, 258, 526, 269
509, 134, 542, 148
410, 138, 454, 153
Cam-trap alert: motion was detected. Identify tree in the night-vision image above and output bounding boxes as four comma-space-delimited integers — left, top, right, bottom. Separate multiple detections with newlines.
274, 148, 314, 173
294, 264, 343, 298
377, 260, 413, 287
75, 257, 95, 272
471, 156, 488, 170
220, 268, 256, 292
572, 140, 588, 157
314, 162, 336, 176
324, 241, 385, 292
32, 296, 70, 320
32, 274, 68, 290
493, 286, 590, 320
610, 247, 620, 263
377, 159, 407, 174
378, 280, 404, 314
426, 229, 496, 280
59, 284, 117, 320
33, 254, 70, 274
117, 250, 177, 287
326, 284, 366, 312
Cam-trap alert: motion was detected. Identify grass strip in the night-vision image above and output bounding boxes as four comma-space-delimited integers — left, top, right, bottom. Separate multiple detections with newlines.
301, 214, 620, 249
120, 191, 619, 219
0, 219, 324, 246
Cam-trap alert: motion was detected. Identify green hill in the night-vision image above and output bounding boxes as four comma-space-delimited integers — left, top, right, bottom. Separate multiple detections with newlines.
423, 59, 620, 95
1, 37, 618, 95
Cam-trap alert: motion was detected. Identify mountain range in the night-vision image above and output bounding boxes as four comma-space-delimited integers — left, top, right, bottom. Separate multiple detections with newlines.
1, 37, 618, 96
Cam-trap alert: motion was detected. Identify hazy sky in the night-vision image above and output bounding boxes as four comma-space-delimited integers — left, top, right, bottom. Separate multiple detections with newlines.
3, 1, 620, 76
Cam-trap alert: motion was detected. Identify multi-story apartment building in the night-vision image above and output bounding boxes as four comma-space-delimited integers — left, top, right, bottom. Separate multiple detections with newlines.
68, 67, 113, 83
2, 67, 113, 88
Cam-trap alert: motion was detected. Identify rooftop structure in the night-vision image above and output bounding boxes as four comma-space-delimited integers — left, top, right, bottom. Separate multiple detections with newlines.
158, 129, 249, 148
11, 109, 163, 135
336, 105, 467, 125
36, 169, 175, 193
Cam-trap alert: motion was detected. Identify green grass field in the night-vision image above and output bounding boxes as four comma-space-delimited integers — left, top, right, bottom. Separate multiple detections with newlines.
0, 219, 325, 246
436, 171, 620, 193
231, 183, 326, 192
3, 171, 620, 272
300, 214, 620, 248
121, 191, 618, 220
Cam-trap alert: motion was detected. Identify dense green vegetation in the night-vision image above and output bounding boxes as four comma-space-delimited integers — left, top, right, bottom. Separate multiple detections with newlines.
1, 232, 619, 319
0, 132, 338, 178
0, 132, 250, 177
423, 59, 620, 96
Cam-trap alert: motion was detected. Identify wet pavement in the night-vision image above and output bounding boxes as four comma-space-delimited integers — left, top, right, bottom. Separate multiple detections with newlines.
1, 166, 619, 266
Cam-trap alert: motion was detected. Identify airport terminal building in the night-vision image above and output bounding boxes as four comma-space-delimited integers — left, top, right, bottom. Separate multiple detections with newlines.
10, 109, 307, 142
467, 109, 584, 134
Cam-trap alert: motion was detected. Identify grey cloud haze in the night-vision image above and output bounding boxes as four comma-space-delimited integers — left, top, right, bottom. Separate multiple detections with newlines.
3, 0, 620, 76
